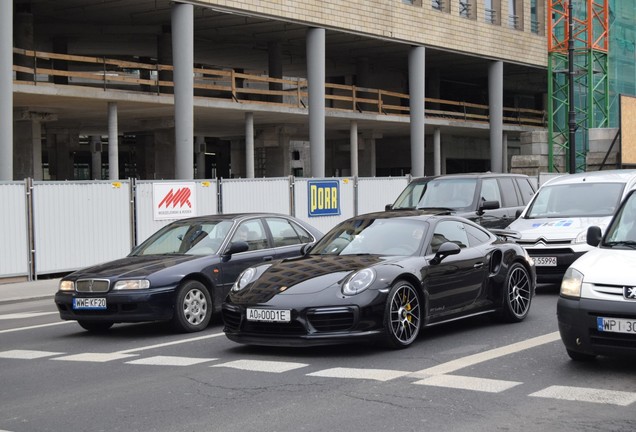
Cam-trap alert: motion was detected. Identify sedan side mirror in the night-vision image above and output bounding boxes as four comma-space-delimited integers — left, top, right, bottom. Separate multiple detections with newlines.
223, 241, 249, 257
430, 241, 461, 265
587, 226, 602, 247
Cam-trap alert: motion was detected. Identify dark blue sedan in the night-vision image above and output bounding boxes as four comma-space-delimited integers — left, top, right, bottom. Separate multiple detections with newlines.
54, 213, 322, 333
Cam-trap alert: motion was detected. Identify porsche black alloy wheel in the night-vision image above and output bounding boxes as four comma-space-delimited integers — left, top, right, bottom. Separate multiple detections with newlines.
172, 280, 212, 332
499, 263, 532, 322
383, 280, 421, 349
78, 320, 114, 332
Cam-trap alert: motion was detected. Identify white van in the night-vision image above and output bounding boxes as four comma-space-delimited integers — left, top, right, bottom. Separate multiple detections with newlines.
507, 169, 636, 284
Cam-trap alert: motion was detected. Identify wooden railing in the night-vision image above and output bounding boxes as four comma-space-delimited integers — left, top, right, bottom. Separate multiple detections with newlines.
13, 48, 546, 127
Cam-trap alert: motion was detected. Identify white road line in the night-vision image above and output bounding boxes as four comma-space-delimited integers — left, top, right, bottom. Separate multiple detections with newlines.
0, 321, 73, 334
530, 385, 636, 406
307, 367, 410, 382
53, 353, 138, 363
0, 349, 65, 359
212, 359, 308, 373
0, 312, 59, 320
114, 332, 225, 354
414, 374, 522, 393
126, 356, 218, 366
410, 331, 561, 378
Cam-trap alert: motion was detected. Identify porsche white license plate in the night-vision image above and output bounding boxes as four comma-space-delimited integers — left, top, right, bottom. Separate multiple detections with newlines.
73, 298, 107, 310
597, 317, 636, 334
246, 308, 291, 323
534, 256, 557, 266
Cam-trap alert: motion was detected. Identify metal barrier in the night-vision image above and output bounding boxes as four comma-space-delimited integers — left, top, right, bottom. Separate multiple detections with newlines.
0, 176, 411, 280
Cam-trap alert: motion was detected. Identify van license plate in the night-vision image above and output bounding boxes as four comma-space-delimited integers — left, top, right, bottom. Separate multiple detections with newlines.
597, 317, 636, 334
534, 256, 557, 266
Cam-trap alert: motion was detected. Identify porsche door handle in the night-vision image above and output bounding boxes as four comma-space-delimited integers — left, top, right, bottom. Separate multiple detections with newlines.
262, 256, 274, 261
473, 262, 484, 269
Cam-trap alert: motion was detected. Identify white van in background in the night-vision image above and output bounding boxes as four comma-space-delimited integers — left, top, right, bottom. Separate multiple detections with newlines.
507, 169, 636, 284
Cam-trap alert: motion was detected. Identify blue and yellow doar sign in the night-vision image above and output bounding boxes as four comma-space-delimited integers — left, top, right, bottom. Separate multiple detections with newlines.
308, 180, 340, 217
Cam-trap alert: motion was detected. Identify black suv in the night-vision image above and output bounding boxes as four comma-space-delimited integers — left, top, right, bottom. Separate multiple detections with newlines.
387, 173, 536, 229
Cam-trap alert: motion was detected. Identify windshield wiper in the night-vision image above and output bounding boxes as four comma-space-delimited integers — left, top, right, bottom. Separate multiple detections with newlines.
604, 241, 636, 249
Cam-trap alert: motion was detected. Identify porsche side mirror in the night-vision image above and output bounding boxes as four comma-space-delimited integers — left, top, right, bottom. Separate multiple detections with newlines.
223, 241, 249, 257
587, 226, 602, 247
430, 241, 461, 265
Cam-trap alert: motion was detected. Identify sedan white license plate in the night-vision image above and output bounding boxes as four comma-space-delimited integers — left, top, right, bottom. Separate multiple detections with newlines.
534, 256, 557, 267
597, 317, 636, 334
73, 298, 107, 310
246, 308, 291, 323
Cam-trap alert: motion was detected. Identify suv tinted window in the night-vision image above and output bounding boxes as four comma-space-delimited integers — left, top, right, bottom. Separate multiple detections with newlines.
515, 177, 535, 204
498, 177, 520, 207
480, 178, 502, 203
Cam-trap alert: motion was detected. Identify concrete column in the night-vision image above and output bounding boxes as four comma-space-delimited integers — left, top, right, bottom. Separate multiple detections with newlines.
0, 0, 12, 180
433, 127, 441, 176
350, 121, 359, 177
195, 136, 206, 179
158, 26, 173, 94
13, 119, 42, 180
409, 46, 426, 177
245, 113, 255, 178
90, 136, 102, 180
369, 139, 377, 176
172, 3, 194, 179
14, 6, 34, 82
489, 60, 504, 173
502, 132, 508, 172
307, 28, 325, 178
108, 102, 119, 180
268, 41, 283, 103
47, 130, 77, 180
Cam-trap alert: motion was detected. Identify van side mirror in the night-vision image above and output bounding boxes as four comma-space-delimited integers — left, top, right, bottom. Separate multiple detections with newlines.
586, 226, 602, 247
385, 204, 393, 211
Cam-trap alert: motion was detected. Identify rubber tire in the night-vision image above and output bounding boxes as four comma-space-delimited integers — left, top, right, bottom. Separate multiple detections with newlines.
566, 348, 596, 362
382, 280, 422, 349
172, 280, 212, 333
78, 320, 114, 332
498, 262, 532, 323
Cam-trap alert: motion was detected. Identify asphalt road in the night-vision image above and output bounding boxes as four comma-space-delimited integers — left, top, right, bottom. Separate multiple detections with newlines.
0, 289, 634, 432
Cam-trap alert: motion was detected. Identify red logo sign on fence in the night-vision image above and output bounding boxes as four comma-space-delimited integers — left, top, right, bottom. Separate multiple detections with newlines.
153, 182, 197, 220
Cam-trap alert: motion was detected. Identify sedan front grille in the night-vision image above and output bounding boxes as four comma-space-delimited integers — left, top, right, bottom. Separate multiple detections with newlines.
307, 307, 356, 332
76, 279, 110, 293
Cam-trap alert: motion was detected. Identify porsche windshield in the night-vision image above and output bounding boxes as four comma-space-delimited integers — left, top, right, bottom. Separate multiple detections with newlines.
525, 183, 624, 219
131, 220, 234, 256
311, 218, 427, 256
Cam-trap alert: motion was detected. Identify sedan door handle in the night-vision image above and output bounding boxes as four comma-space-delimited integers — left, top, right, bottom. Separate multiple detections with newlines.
473, 262, 484, 269
263, 256, 274, 261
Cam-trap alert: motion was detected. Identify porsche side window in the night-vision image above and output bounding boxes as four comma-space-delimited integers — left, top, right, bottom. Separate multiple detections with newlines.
464, 223, 491, 246
430, 220, 469, 253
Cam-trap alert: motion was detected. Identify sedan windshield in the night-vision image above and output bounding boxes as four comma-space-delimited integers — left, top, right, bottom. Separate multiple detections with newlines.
311, 218, 427, 256
131, 220, 234, 256
525, 183, 624, 219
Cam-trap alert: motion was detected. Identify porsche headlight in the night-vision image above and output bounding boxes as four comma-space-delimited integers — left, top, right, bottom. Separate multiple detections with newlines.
572, 230, 588, 244
59, 280, 75, 292
560, 268, 583, 298
232, 267, 257, 292
113, 279, 150, 290
342, 268, 376, 296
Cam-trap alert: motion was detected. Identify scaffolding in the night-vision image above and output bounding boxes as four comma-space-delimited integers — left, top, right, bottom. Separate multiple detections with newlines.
547, 0, 609, 172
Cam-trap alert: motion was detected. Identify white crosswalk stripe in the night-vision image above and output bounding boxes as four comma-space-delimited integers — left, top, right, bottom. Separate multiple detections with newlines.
307, 367, 410, 382
529, 385, 636, 406
126, 355, 217, 366
0, 349, 64, 359
52, 353, 138, 362
413, 374, 522, 393
212, 359, 308, 373
0, 312, 58, 320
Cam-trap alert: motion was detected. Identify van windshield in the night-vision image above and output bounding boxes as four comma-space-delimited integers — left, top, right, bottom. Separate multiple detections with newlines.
525, 183, 625, 218
603, 192, 636, 248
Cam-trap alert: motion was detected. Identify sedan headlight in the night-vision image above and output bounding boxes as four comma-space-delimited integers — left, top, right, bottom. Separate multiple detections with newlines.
560, 268, 584, 298
232, 267, 257, 292
113, 279, 150, 290
342, 268, 376, 296
59, 280, 75, 291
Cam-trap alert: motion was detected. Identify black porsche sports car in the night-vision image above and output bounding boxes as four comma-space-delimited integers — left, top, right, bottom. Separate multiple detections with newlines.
54, 213, 322, 333
223, 211, 536, 349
